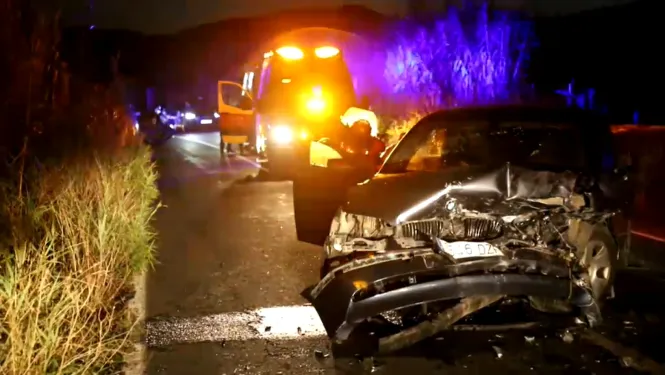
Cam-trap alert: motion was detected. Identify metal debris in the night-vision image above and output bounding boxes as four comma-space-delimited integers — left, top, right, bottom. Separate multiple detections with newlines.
561, 330, 574, 344
492, 346, 503, 359
314, 349, 329, 359
524, 336, 535, 344
581, 330, 665, 374
378, 295, 504, 353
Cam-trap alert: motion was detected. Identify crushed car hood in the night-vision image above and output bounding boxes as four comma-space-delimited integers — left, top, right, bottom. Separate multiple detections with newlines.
343, 163, 598, 224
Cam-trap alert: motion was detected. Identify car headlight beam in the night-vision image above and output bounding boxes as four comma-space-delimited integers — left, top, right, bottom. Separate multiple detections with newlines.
271, 125, 293, 144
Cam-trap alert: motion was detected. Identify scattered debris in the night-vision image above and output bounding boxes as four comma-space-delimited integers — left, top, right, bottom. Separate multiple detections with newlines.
371, 358, 385, 372
561, 330, 574, 344
264, 326, 271, 332
453, 322, 540, 331
581, 330, 665, 374
620, 356, 635, 368
378, 295, 505, 353
524, 336, 535, 344
314, 349, 329, 359
492, 346, 503, 359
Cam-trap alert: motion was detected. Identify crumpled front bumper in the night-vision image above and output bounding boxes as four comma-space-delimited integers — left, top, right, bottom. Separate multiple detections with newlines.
309, 250, 600, 341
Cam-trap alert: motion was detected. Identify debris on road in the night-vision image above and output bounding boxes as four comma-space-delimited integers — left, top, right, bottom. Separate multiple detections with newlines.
314, 349, 329, 359
581, 330, 665, 374
561, 330, 574, 344
378, 295, 504, 353
492, 346, 504, 359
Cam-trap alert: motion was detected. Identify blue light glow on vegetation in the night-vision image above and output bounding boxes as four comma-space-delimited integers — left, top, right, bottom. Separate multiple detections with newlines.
379, 3, 536, 114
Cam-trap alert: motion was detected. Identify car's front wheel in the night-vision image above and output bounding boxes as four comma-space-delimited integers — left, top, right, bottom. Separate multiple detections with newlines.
580, 226, 618, 303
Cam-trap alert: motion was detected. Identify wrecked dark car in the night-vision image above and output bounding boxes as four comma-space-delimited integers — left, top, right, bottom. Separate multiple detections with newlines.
292, 105, 632, 353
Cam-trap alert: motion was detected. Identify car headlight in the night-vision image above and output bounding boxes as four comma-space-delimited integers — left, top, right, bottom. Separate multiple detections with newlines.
184, 112, 196, 120
271, 125, 293, 144
214, 112, 220, 118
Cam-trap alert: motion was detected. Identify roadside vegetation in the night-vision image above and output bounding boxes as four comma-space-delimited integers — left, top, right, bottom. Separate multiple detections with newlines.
0, 2, 159, 373
375, 2, 535, 143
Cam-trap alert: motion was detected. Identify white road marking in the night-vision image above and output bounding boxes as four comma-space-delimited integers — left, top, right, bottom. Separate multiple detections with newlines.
178, 151, 214, 172
146, 304, 326, 347
177, 133, 220, 150
177, 133, 266, 170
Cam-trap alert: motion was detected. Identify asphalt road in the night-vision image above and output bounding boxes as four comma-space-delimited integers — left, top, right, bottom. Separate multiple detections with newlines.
145, 132, 665, 375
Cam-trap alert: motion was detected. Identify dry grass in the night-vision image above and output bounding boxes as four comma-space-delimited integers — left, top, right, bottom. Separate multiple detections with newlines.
0, 145, 159, 374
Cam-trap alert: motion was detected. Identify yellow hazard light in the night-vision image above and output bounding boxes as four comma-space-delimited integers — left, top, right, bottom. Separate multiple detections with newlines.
315, 46, 339, 58
276, 46, 303, 60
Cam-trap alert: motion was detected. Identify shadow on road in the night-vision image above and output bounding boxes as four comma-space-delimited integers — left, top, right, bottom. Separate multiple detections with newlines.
234, 161, 291, 183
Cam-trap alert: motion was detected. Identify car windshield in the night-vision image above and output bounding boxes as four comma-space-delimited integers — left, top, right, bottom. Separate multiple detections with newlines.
381, 115, 589, 174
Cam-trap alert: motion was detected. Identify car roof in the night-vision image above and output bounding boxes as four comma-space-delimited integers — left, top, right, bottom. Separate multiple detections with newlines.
423, 105, 609, 125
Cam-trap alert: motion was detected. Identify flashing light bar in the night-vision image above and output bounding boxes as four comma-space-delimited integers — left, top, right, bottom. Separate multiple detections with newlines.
314, 46, 339, 58
276, 46, 303, 60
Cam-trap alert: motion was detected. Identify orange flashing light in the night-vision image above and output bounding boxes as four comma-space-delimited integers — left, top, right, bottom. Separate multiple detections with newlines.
353, 281, 368, 290
276, 46, 304, 60
315, 46, 339, 58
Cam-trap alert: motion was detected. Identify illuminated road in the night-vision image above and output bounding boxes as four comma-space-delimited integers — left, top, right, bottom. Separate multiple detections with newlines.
146, 132, 665, 374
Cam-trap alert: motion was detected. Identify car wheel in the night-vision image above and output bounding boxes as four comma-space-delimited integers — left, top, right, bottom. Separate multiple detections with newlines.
581, 226, 618, 303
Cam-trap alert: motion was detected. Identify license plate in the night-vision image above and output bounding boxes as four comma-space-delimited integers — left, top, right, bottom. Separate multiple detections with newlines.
436, 239, 503, 260
200, 119, 213, 124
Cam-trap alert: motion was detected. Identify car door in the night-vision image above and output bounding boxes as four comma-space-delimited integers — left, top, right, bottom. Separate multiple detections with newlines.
217, 81, 254, 144
292, 141, 378, 246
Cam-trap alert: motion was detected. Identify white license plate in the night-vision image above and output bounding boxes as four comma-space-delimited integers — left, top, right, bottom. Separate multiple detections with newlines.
200, 119, 213, 124
436, 239, 503, 260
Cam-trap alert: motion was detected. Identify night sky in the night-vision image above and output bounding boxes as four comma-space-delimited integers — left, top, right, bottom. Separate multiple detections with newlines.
60, 0, 637, 34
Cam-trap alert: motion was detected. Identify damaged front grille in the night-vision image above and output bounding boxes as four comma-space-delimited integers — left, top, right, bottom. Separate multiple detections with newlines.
400, 217, 502, 241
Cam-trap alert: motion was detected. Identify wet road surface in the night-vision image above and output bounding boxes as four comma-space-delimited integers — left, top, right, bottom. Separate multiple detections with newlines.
146, 132, 665, 374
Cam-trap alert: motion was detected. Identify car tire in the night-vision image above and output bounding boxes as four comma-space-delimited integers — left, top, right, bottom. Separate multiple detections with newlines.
582, 225, 618, 304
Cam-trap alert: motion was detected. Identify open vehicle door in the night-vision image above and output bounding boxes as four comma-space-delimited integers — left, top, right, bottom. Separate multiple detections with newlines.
292, 141, 377, 245
217, 81, 254, 144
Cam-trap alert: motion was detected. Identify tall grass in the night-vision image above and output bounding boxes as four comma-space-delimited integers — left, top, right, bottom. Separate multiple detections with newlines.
0, 0, 159, 372
0, 145, 159, 374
